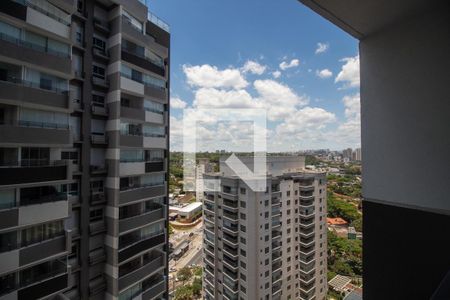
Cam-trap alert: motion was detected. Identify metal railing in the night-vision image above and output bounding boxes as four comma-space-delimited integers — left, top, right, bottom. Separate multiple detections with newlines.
0, 75, 69, 95
13, 0, 70, 26
147, 11, 170, 32
0, 32, 70, 58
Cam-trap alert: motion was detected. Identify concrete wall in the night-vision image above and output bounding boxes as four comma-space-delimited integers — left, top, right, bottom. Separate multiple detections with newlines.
360, 8, 450, 214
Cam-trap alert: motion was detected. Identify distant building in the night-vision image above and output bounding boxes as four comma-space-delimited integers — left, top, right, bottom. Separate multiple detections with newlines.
327, 217, 349, 227
343, 148, 353, 160
202, 156, 328, 300
196, 158, 215, 201
348, 226, 357, 239
177, 202, 203, 223
354, 148, 362, 161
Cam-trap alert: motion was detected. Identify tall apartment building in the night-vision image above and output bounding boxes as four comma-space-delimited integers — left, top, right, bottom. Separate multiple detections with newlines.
195, 158, 214, 202
202, 156, 327, 300
0, 1, 169, 299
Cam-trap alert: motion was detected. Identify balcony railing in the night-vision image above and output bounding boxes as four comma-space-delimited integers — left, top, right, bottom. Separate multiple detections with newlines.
20, 192, 67, 206
0, 32, 70, 58
13, 0, 71, 26
148, 11, 170, 32
0, 76, 68, 95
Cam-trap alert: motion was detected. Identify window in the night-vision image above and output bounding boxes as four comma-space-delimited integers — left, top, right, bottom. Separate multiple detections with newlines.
0, 189, 15, 210
240, 187, 246, 194
89, 208, 103, 222
240, 249, 246, 256
0, 231, 17, 253
92, 94, 105, 106
21, 220, 64, 247
62, 151, 78, 164
62, 182, 79, 196
240, 237, 246, 244
240, 201, 246, 208
21, 147, 49, 166
287, 191, 290, 196
240, 261, 246, 269
75, 22, 84, 45
144, 99, 164, 114
24, 68, 68, 93
122, 10, 143, 33
93, 65, 105, 79
93, 36, 106, 51
142, 124, 165, 137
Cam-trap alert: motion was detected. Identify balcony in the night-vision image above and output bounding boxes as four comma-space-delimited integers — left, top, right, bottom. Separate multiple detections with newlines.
299, 184, 314, 192
0, 160, 70, 186
222, 222, 238, 235
89, 220, 106, 235
272, 230, 282, 239
0, 259, 68, 299
222, 255, 238, 270
271, 197, 281, 206
91, 105, 108, 117
299, 226, 315, 238
148, 11, 170, 32
299, 207, 315, 217
222, 233, 238, 247
222, 209, 238, 222
272, 260, 282, 272
0, 120, 71, 146
272, 249, 282, 262
300, 236, 315, 247
119, 208, 164, 234
223, 266, 238, 282
141, 275, 166, 299
272, 241, 282, 251
272, 281, 282, 295
300, 287, 316, 300
300, 272, 316, 284
204, 244, 215, 257
223, 244, 238, 258
223, 198, 238, 210
145, 161, 165, 173
121, 49, 165, 77
0, 32, 70, 73
118, 252, 165, 291
299, 261, 315, 274
118, 232, 165, 263
299, 253, 316, 264
299, 217, 315, 228
300, 244, 315, 256
93, 17, 109, 33
90, 191, 106, 205
272, 269, 282, 284
119, 184, 165, 205
92, 76, 109, 88
92, 47, 109, 62
89, 248, 106, 265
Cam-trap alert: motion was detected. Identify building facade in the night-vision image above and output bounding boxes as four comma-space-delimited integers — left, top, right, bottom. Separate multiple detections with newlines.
195, 158, 214, 202
0, 0, 169, 299
202, 156, 327, 300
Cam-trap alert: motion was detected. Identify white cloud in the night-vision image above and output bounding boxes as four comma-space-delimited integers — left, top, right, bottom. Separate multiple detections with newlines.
315, 42, 329, 54
315, 69, 333, 79
170, 97, 188, 109
254, 79, 309, 121
335, 55, 360, 88
272, 71, 281, 78
182, 64, 248, 89
193, 88, 257, 109
241, 60, 267, 75
276, 107, 336, 134
279, 59, 300, 70
328, 94, 361, 147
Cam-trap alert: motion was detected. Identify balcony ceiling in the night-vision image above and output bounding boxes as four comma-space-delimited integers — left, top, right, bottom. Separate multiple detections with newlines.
298, 0, 435, 39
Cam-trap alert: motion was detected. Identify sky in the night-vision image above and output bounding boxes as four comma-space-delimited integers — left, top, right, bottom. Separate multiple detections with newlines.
148, 0, 360, 152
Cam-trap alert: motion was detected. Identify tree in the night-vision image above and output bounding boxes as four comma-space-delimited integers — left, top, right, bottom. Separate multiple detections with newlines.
168, 224, 174, 235
174, 285, 194, 300
177, 267, 193, 282
191, 277, 202, 296
192, 266, 202, 277
351, 217, 362, 232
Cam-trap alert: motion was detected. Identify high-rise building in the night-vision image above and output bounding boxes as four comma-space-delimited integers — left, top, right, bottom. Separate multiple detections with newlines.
0, 1, 170, 299
354, 148, 362, 162
202, 156, 327, 300
195, 158, 215, 202
342, 148, 353, 161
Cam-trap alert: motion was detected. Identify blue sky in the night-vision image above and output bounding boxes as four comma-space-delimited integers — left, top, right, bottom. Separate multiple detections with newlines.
149, 0, 360, 152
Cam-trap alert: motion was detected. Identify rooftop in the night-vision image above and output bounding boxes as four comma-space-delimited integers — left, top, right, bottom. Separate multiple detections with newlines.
327, 217, 349, 226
